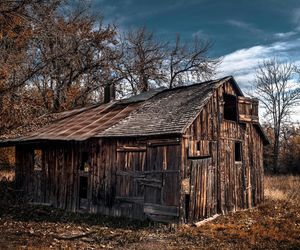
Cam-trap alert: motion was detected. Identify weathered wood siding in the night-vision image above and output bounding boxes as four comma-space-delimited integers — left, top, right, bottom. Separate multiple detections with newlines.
181, 81, 264, 222
16, 142, 93, 211
15, 79, 264, 223
15, 137, 181, 221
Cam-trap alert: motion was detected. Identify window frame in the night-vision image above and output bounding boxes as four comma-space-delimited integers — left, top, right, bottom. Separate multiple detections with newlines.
223, 93, 238, 122
234, 141, 242, 162
33, 149, 42, 171
80, 151, 89, 172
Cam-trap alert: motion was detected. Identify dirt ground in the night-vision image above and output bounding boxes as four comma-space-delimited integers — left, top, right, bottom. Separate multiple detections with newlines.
0, 175, 299, 250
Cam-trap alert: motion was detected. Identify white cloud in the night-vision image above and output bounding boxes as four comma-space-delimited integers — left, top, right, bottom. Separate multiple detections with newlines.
290, 8, 300, 32
292, 8, 300, 24
226, 19, 263, 34
274, 31, 297, 39
217, 40, 300, 122
217, 39, 300, 87
192, 30, 208, 39
134, 0, 206, 19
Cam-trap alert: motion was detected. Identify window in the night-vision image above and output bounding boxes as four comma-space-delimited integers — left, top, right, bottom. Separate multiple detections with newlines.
223, 94, 237, 121
33, 149, 42, 171
80, 152, 89, 171
234, 142, 242, 162
189, 140, 211, 159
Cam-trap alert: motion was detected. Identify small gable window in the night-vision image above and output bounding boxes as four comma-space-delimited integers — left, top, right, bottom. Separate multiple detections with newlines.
234, 141, 242, 162
223, 93, 237, 121
33, 149, 42, 171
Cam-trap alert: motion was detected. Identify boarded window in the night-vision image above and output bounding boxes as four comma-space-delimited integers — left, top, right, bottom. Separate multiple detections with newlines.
189, 140, 210, 158
223, 94, 237, 121
237, 96, 259, 123
234, 142, 242, 162
80, 152, 89, 171
33, 149, 42, 171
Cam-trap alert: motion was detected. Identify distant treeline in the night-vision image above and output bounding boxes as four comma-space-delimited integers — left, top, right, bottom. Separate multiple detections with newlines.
264, 124, 300, 174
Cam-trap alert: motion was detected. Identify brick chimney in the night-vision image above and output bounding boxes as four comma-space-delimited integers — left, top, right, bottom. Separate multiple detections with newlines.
104, 84, 115, 103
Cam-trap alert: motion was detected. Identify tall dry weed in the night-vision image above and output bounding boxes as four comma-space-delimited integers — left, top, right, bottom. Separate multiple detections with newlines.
264, 175, 300, 203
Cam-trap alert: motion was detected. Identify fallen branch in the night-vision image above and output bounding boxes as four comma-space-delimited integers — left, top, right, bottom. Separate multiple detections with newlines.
53, 231, 96, 240
193, 214, 220, 227
28, 202, 52, 207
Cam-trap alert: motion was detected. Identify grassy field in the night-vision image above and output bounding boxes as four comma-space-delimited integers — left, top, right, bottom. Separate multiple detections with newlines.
0, 175, 299, 249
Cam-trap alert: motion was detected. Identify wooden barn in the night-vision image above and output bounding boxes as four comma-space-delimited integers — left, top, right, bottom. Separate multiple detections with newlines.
0, 76, 268, 223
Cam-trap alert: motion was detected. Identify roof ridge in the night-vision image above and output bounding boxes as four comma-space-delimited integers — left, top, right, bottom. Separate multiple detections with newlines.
148, 76, 233, 95
0, 75, 237, 143
97, 76, 233, 138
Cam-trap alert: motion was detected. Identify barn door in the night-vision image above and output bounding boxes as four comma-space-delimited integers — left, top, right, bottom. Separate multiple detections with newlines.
189, 158, 216, 222
143, 140, 180, 222
115, 145, 146, 207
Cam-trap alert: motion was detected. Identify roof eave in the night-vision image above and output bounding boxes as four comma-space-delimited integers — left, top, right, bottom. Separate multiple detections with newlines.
253, 123, 270, 145
228, 76, 244, 97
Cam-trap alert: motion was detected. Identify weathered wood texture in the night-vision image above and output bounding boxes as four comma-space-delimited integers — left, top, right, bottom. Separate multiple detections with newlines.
15, 137, 181, 221
181, 81, 264, 222
238, 96, 259, 123
15, 79, 264, 223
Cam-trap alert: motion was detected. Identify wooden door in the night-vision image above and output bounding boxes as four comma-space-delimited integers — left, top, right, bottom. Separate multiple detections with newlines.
143, 141, 181, 222
115, 145, 146, 205
189, 158, 217, 222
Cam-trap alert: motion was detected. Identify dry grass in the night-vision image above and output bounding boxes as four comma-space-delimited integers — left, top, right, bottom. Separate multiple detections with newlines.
264, 175, 300, 203
0, 175, 299, 249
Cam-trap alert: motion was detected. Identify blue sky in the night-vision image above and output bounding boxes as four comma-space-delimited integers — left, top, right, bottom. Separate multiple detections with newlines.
88, 0, 300, 87
87, 0, 300, 120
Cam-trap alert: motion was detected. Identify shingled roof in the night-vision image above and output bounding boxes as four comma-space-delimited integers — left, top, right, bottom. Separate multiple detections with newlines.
2, 76, 263, 145
0, 88, 165, 144
97, 76, 233, 137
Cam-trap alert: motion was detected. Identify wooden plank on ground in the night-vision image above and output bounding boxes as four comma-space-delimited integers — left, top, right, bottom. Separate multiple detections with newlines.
144, 203, 179, 217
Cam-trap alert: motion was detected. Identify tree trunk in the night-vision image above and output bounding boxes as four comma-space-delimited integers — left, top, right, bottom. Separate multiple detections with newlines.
140, 75, 149, 92
272, 135, 280, 174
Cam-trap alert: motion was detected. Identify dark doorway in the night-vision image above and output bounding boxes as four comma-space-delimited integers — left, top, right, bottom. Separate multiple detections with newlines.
235, 141, 242, 162
185, 194, 190, 222
223, 94, 237, 121
79, 176, 88, 199
79, 176, 88, 209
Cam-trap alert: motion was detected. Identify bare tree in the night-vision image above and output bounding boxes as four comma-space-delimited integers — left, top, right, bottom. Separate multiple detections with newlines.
0, 2, 220, 135
280, 124, 300, 174
119, 27, 166, 94
255, 58, 300, 173
28, 2, 119, 111
166, 35, 220, 89
118, 28, 219, 94
0, 0, 53, 132
0, 0, 119, 134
